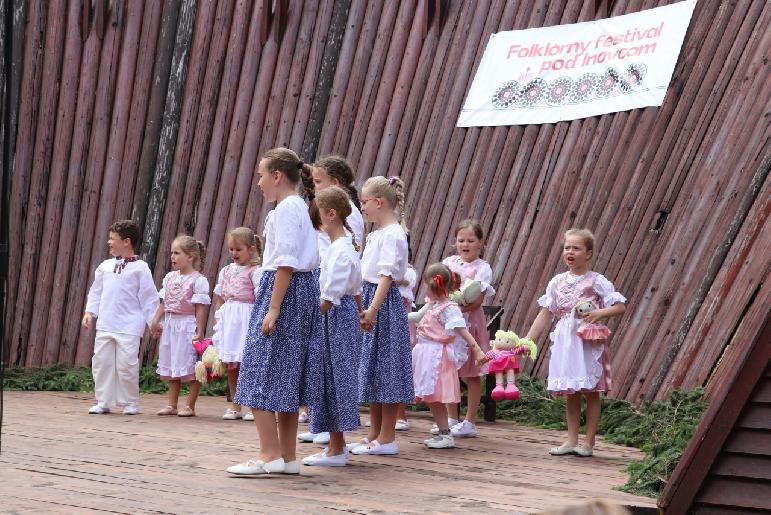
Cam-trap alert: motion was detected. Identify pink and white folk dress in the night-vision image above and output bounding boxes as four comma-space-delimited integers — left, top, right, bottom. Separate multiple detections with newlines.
212, 263, 263, 365
412, 300, 469, 404
442, 256, 495, 377
156, 271, 211, 381
538, 271, 626, 395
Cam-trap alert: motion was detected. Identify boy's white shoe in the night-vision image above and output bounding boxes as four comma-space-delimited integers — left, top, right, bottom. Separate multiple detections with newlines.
298, 431, 318, 442
122, 404, 138, 415
395, 419, 410, 431
88, 405, 110, 414
222, 408, 242, 420
302, 448, 348, 467
431, 418, 458, 435
242, 411, 254, 421
298, 411, 309, 423
451, 420, 477, 438
425, 434, 455, 449
350, 440, 399, 455
312, 432, 330, 444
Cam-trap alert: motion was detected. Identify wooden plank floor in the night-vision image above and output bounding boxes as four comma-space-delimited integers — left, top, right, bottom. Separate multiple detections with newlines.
0, 392, 656, 514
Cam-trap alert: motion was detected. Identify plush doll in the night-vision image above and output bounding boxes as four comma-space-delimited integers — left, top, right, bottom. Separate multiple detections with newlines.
407, 278, 483, 324
485, 330, 537, 401
572, 299, 611, 344
193, 338, 227, 383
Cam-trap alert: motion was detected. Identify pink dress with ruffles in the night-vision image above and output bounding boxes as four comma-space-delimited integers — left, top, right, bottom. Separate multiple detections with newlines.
538, 271, 626, 395
442, 256, 495, 378
412, 300, 469, 404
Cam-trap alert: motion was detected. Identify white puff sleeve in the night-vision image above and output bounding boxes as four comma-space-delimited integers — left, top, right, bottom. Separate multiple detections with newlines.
537, 275, 559, 309
377, 229, 407, 279
399, 266, 417, 303
441, 304, 468, 331
473, 261, 496, 297
213, 267, 226, 297
320, 254, 352, 306
271, 202, 302, 269
593, 274, 626, 307
191, 275, 211, 305
158, 272, 173, 300
85, 263, 105, 314
251, 267, 264, 297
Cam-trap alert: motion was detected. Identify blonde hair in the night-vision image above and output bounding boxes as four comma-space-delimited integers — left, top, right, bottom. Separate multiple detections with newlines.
541, 500, 630, 515
173, 235, 206, 271
362, 175, 408, 231
564, 227, 595, 253
227, 227, 263, 266
315, 186, 360, 252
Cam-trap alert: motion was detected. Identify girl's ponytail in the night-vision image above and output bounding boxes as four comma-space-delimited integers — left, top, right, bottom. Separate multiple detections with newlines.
300, 163, 322, 230
196, 240, 207, 271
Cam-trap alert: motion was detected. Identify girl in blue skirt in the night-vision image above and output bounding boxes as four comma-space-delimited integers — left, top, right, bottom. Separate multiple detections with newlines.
227, 147, 321, 476
302, 187, 364, 467
351, 176, 414, 457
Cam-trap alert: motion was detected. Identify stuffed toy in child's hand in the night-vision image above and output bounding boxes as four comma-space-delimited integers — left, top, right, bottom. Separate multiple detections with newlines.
449, 278, 483, 306
485, 330, 537, 401
572, 299, 611, 344
193, 338, 226, 383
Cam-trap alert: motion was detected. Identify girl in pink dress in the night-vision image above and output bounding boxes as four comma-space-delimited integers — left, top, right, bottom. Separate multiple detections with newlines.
212, 227, 263, 421
525, 228, 626, 457
442, 219, 495, 438
150, 236, 211, 417
412, 263, 486, 449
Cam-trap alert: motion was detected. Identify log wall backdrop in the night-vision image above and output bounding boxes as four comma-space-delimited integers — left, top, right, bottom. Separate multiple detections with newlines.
3, 0, 769, 403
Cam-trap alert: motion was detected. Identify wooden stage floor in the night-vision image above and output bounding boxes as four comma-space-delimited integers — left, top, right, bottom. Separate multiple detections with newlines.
0, 392, 656, 514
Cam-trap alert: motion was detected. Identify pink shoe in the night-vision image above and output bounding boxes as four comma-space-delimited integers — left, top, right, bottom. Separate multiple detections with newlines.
504, 382, 520, 400
491, 383, 505, 401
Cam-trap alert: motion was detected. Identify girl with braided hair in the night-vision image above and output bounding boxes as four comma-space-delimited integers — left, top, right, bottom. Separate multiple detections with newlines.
227, 147, 322, 476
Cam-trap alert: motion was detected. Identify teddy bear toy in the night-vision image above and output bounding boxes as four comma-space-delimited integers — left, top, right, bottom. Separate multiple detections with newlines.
407, 278, 483, 324
485, 330, 537, 401
572, 299, 611, 343
193, 338, 227, 383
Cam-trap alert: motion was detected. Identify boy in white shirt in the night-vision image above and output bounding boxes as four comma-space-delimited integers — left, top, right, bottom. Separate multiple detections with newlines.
82, 220, 159, 415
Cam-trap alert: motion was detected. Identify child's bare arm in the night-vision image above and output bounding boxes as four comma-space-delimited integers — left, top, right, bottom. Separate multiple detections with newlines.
150, 302, 164, 338
193, 303, 207, 342
212, 294, 223, 312
455, 327, 488, 364
263, 266, 292, 334
360, 275, 392, 330
525, 308, 552, 341
583, 302, 625, 324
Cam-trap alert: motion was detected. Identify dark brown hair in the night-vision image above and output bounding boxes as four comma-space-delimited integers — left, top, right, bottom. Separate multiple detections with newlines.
109, 220, 141, 250
314, 155, 361, 210
316, 186, 361, 252
262, 147, 320, 229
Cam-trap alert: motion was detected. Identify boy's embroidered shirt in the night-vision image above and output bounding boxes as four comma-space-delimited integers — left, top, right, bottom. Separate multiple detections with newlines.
262, 195, 320, 272
319, 236, 362, 305
360, 223, 408, 283
85, 258, 160, 336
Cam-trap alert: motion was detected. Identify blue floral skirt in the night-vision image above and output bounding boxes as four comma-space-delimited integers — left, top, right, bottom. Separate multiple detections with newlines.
309, 295, 362, 433
358, 282, 414, 403
235, 270, 321, 412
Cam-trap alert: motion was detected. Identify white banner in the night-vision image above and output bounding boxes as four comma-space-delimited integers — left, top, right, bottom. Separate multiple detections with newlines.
457, 0, 696, 127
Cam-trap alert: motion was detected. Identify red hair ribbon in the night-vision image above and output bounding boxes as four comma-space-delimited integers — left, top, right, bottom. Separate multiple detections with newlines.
433, 274, 447, 297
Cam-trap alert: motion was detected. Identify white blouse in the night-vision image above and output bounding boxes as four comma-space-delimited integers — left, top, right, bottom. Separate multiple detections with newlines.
262, 195, 320, 272
317, 201, 365, 263
213, 264, 264, 298
85, 258, 160, 337
360, 223, 408, 284
398, 264, 418, 304
319, 236, 362, 305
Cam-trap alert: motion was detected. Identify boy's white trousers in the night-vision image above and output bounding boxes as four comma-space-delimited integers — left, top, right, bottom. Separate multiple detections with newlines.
92, 331, 141, 407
